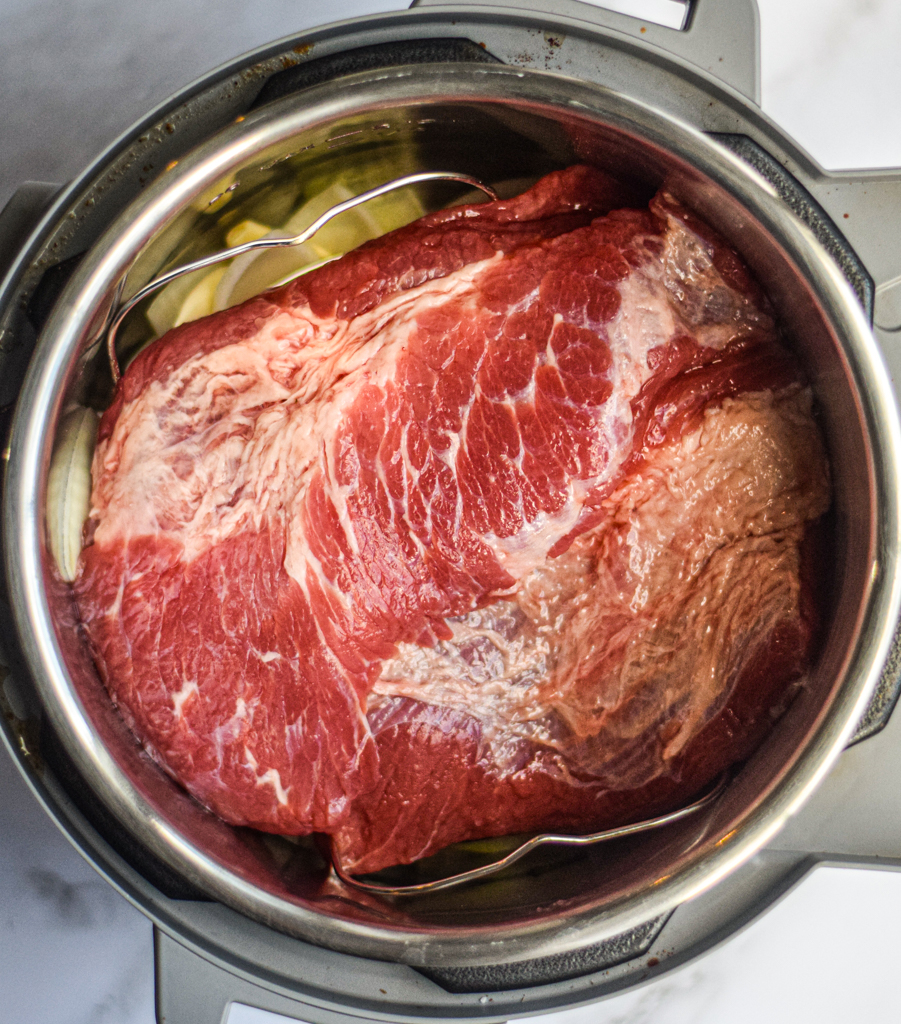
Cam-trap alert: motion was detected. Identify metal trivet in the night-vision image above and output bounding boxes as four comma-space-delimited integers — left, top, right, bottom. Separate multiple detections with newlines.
103, 171, 499, 383
333, 773, 729, 897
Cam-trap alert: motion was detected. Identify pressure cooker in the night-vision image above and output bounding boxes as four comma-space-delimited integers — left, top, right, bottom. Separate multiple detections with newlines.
3, 1, 901, 1022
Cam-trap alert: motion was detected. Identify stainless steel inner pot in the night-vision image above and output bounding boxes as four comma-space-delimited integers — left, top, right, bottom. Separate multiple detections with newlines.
5, 62, 900, 969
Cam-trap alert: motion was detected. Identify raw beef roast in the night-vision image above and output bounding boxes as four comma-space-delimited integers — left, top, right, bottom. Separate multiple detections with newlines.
74, 166, 830, 874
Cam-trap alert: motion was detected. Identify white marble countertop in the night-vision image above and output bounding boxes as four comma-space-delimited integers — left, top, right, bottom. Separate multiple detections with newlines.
2, 1, 901, 1022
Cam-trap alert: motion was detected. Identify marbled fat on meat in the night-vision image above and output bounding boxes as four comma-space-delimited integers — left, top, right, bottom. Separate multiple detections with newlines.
74, 167, 830, 873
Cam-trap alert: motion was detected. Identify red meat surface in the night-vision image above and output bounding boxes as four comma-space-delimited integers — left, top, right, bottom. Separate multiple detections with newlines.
74, 166, 830, 874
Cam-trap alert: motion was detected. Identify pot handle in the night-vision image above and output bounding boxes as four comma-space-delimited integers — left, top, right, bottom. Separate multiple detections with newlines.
767, 653, 901, 866
797, 170, 901, 336
766, 165, 901, 861
154, 929, 302, 1024
154, 928, 483, 1024
409, 0, 761, 103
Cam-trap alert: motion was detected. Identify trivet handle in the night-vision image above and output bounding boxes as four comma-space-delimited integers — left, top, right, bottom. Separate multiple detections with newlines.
409, 0, 761, 103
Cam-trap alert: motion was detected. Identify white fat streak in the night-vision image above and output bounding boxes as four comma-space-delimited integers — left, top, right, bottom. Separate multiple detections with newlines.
484, 488, 582, 578
376, 387, 831, 772
90, 255, 502, 583
321, 437, 361, 562
285, 718, 304, 749
480, 253, 684, 580
601, 255, 680, 444
376, 605, 553, 726
241, 742, 290, 802
282, 265, 499, 587
171, 678, 199, 718
545, 314, 563, 367
378, 419, 431, 565
255, 768, 290, 806
88, 236, 699, 589
373, 418, 430, 566
212, 697, 249, 765
90, 226, 742, 622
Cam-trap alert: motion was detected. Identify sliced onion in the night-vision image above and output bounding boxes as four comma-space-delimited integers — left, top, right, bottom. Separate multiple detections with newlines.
173, 265, 228, 327
213, 182, 360, 312
46, 407, 99, 582
143, 220, 269, 339
282, 182, 373, 256
213, 182, 425, 313
225, 218, 272, 248
357, 186, 425, 234
145, 271, 199, 338
212, 232, 319, 312
148, 179, 428, 330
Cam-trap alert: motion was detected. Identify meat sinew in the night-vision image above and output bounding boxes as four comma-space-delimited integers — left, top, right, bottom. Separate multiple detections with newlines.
74, 166, 830, 874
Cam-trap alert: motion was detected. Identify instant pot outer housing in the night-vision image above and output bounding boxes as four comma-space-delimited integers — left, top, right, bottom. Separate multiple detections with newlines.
3, 2, 901, 1022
